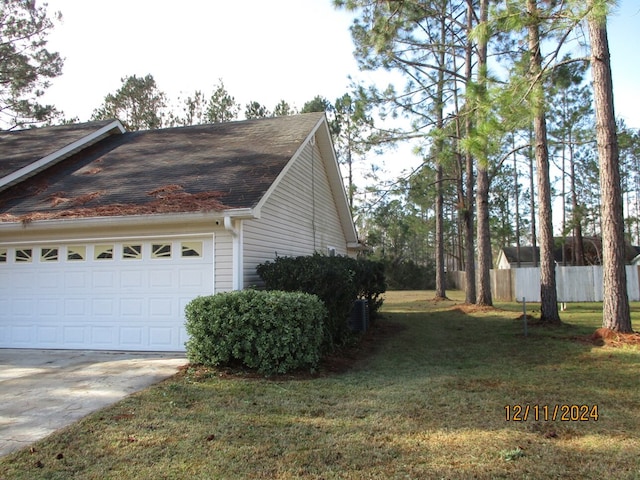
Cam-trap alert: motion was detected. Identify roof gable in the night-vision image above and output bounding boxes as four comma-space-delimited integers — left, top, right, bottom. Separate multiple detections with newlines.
253, 114, 358, 245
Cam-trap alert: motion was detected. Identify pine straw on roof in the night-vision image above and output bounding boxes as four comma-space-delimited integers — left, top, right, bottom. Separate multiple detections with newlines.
0, 185, 230, 223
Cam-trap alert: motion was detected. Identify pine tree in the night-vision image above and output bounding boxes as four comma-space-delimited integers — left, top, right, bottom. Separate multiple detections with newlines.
587, 0, 632, 332
0, 0, 64, 129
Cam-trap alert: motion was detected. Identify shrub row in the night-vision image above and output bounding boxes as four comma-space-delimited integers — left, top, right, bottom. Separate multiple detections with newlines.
384, 257, 436, 290
256, 254, 386, 350
184, 290, 326, 375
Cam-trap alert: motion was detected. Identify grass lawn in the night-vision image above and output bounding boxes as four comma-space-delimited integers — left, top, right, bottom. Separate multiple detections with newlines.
2, 291, 640, 479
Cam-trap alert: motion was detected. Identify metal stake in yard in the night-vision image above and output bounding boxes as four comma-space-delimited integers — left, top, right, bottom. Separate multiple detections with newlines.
522, 297, 528, 337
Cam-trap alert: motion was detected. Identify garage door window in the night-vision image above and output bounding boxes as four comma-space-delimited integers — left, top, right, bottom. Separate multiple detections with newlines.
67, 245, 86, 261
181, 241, 202, 258
41, 247, 59, 262
0, 248, 6, 263
123, 244, 142, 260
16, 248, 32, 262
95, 245, 114, 260
152, 243, 171, 259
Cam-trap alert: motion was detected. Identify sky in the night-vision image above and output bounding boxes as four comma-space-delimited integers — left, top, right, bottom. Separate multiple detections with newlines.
42, 0, 363, 121
41, 0, 640, 178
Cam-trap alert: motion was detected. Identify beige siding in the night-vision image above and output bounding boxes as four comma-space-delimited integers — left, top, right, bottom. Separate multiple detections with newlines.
242, 142, 349, 287
214, 230, 233, 292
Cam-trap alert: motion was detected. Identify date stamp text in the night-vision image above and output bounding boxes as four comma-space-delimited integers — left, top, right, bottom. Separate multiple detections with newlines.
505, 404, 599, 421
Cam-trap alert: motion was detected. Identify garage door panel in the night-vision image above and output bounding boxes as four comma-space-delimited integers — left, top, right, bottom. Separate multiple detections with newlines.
179, 268, 207, 287
150, 297, 174, 316
13, 298, 34, 316
64, 298, 86, 316
92, 298, 114, 315
149, 327, 174, 347
0, 236, 214, 351
150, 269, 174, 288
91, 328, 116, 347
120, 297, 145, 316
121, 270, 144, 288
120, 326, 144, 347
38, 272, 61, 289
36, 326, 58, 344
65, 271, 87, 288
13, 272, 35, 290
93, 270, 115, 288
36, 298, 60, 316
10, 326, 32, 344
63, 326, 87, 345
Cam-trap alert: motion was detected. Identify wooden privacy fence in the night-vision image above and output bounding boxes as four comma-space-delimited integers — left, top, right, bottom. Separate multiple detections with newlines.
448, 266, 640, 302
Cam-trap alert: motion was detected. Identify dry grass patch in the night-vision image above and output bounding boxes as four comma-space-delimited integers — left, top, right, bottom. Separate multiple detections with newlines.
2, 291, 640, 479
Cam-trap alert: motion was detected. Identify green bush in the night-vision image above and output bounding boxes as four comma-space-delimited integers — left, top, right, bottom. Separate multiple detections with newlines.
348, 257, 386, 319
384, 257, 435, 290
256, 254, 386, 348
184, 290, 326, 375
257, 254, 356, 349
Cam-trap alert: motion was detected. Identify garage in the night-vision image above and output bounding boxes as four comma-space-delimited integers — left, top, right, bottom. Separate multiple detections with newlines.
0, 235, 214, 351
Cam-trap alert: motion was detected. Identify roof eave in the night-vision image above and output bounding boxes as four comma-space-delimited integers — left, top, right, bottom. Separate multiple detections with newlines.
0, 207, 257, 234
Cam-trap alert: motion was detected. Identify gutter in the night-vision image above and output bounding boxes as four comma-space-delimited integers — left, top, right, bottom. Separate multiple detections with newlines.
223, 215, 245, 291
0, 208, 257, 233
223, 216, 239, 237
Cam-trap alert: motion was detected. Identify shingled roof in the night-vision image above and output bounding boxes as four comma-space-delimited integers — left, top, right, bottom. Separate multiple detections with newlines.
0, 119, 121, 179
0, 113, 326, 222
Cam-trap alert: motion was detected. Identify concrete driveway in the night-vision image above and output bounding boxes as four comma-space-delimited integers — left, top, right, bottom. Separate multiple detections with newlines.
0, 349, 187, 457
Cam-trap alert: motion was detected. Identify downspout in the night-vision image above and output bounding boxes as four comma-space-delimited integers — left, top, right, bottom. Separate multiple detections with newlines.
224, 216, 243, 291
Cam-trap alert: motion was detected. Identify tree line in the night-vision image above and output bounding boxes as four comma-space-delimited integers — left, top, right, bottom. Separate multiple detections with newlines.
332, 0, 635, 333
0, 0, 636, 332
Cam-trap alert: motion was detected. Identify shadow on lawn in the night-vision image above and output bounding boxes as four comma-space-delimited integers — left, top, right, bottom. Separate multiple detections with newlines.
354, 306, 640, 426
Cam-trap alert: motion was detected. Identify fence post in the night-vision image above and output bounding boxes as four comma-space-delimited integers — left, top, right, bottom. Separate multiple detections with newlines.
522, 297, 528, 337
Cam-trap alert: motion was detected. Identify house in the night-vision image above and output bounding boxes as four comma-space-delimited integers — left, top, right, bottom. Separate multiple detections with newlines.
496, 246, 545, 269
0, 113, 360, 351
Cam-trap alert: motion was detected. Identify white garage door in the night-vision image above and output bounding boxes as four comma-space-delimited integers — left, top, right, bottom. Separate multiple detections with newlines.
0, 236, 214, 351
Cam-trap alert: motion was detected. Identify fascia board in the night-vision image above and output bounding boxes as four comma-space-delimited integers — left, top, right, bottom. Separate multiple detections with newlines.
0, 208, 257, 234
314, 118, 359, 244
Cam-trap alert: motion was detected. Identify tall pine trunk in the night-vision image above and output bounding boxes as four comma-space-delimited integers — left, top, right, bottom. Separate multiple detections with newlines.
527, 0, 560, 323
464, 0, 476, 304
588, 5, 632, 332
475, 0, 493, 306
434, 10, 447, 300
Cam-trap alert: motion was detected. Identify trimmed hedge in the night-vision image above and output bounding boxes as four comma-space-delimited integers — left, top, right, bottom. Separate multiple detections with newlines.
184, 290, 326, 375
256, 254, 386, 350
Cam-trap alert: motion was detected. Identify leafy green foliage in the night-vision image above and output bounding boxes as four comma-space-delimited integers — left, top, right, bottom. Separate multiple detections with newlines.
383, 257, 435, 290
184, 290, 326, 375
0, 0, 63, 129
350, 256, 388, 313
256, 254, 386, 349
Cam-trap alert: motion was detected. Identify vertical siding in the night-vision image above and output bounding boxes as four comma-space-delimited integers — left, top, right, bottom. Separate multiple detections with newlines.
243, 141, 349, 287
